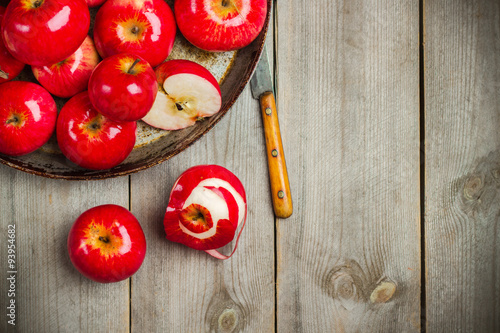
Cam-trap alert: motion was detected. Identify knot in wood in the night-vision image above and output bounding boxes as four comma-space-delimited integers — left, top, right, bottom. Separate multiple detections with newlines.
218, 308, 238, 332
335, 273, 357, 300
463, 175, 484, 201
370, 281, 397, 304
325, 269, 363, 310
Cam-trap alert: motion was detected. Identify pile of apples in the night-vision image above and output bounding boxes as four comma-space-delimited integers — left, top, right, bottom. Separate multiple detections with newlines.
0, 0, 267, 170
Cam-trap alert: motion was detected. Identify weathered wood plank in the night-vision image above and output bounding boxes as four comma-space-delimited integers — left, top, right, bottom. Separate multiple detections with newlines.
130, 90, 275, 333
425, 0, 500, 331
275, 1, 421, 331
130, 33, 276, 333
0, 166, 130, 332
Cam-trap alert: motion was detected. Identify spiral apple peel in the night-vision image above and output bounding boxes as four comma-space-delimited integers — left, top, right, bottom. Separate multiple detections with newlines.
164, 165, 247, 259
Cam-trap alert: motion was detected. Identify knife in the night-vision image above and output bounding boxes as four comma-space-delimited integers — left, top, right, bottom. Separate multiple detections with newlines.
250, 45, 293, 218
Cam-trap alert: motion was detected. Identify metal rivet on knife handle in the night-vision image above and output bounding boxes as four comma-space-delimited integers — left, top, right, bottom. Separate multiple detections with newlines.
259, 92, 293, 218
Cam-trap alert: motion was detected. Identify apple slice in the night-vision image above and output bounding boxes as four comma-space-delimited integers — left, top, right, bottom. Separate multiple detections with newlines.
142, 59, 222, 130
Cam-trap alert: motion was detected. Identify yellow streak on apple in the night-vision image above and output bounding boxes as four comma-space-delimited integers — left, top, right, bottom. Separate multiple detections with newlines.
117, 56, 147, 75
21, 0, 44, 10
216, 0, 243, 17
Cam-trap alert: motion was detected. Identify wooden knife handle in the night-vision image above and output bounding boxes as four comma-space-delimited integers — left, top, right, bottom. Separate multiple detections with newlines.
260, 92, 293, 218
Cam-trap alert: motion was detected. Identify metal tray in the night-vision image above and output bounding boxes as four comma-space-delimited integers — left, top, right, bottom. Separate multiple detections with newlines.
0, 0, 270, 180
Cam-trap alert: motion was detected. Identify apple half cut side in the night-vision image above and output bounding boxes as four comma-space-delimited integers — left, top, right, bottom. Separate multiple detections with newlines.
164, 165, 247, 259
141, 59, 222, 131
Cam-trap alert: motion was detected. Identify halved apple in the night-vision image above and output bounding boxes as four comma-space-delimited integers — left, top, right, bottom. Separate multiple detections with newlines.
141, 59, 222, 131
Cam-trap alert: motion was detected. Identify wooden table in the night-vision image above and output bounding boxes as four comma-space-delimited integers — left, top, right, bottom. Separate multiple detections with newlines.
2, 0, 500, 331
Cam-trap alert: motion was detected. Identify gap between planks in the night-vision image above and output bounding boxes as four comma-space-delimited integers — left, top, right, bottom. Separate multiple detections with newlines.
419, 0, 427, 332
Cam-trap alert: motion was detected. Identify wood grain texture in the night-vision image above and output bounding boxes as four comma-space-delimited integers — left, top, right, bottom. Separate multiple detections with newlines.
130, 88, 275, 332
0, 165, 130, 332
275, 1, 421, 331
129, 29, 275, 331
425, 0, 500, 331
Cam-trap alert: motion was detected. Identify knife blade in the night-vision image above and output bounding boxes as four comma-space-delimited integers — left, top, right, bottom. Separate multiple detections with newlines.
250, 45, 293, 218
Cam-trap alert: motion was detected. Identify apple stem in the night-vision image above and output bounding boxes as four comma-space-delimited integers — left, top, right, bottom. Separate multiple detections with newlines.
131, 26, 140, 35
32, 0, 43, 8
221, 0, 230, 6
128, 59, 141, 74
175, 103, 183, 111
6, 116, 19, 125
0, 70, 8, 80
99, 236, 109, 243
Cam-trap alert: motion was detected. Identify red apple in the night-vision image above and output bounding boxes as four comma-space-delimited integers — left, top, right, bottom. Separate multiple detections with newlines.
174, 0, 267, 52
88, 53, 157, 122
93, 0, 176, 67
142, 59, 222, 130
32, 36, 100, 99
0, 81, 57, 156
164, 165, 247, 259
56, 91, 136, 170
0, 6, 25, 83
68, 204, 147, 283
1, 0, 90, 66
86, 0, 107, 8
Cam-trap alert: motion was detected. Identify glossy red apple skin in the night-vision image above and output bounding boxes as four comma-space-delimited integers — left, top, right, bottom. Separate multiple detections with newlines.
0, 6, 25, 83
155, 59, 221, 92
68, 204, 147, 283
32, 36, 100, 99
86, 0, 107, 7
93, 0, 176, 67
1, 0, 90, 66
174, 0, 267, 52
0, 81, 57, 156
56, 91, 136, 170
88, 53, 157, 122
164, 165, 247, 251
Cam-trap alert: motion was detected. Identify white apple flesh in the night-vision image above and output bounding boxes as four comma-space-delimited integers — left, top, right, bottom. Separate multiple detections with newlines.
142, 60, 221, 131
